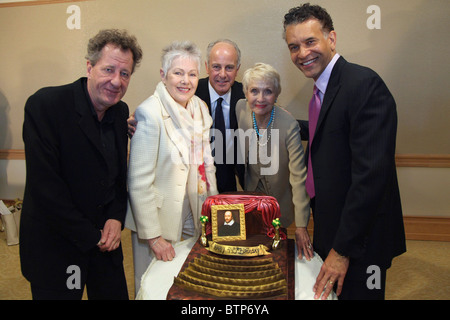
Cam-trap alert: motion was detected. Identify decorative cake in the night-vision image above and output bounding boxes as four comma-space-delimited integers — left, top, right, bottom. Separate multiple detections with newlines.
167, 192, 294, 300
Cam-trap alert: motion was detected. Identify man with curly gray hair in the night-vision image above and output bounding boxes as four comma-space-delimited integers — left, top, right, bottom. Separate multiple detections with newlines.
86, 29, 143, 74
21, 29, 142, 300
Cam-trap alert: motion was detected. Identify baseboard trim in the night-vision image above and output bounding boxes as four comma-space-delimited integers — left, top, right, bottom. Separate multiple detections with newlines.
395, 154, 450, 168
0, 150, 25, 160
288, 216, 450, 242
402, 216, 450, 241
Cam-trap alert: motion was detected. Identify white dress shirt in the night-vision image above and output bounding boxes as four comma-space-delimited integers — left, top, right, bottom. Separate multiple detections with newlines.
315, 53, 340, 103
208, 82, 233, 155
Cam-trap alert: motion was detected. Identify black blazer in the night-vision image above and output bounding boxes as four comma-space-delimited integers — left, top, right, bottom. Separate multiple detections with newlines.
195, 77, 245, 192
299, 57, 406, 270
20, 78, 129, 290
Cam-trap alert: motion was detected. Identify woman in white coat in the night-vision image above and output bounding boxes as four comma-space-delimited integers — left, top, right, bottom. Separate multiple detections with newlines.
125, 41, 218, 294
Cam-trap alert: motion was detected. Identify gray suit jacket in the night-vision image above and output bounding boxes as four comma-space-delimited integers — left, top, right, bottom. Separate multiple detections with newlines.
235, 99, 310, 228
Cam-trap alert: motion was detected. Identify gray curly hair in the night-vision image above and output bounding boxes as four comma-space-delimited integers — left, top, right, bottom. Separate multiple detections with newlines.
160, 41, 201, 76
85, 29, 143, 73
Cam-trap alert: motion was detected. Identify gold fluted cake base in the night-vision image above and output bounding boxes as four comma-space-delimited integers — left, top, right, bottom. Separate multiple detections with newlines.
173, 254, 287, 299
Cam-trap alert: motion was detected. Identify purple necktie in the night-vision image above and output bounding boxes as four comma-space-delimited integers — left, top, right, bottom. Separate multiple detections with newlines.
305, 86, 321, 198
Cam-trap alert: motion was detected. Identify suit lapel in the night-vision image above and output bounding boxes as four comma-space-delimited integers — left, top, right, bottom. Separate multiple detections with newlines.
229, 81, 244, 130
73, 80, 104, 155
78, 115, 103, 155
113, 105, 127, 172
195, 78, 212, 112
315, 56, 346, 136
196, 78, 244, 130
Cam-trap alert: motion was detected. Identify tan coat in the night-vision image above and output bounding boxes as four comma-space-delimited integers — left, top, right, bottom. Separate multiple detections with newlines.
235, 99, 310, 228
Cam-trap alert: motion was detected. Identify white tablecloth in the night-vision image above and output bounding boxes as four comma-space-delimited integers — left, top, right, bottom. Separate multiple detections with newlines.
136, 237, 337, 300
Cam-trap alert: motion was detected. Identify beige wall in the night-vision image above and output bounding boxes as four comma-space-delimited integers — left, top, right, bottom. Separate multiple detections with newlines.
0, 0, 449, 217
1, 0, 449, 153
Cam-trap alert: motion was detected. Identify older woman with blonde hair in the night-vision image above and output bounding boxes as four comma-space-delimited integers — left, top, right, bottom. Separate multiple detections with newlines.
236, 62, 312, 260
125, 41, 218, 294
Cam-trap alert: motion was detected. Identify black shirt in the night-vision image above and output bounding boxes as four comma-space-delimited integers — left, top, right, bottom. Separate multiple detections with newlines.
82, 79, 119, 206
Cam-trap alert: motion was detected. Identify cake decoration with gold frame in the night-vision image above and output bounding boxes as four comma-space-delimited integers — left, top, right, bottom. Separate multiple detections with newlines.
202, 192, 286, 240
167, 192, 294, 300
210, 203, 246, 242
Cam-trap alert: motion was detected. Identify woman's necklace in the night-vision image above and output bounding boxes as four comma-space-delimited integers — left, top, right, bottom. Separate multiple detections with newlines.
252, 107, 275, 146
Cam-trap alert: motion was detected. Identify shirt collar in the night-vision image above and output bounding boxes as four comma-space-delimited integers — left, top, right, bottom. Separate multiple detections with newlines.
224, 219, 235, 226
208, 80, 231, 105
83, 78, 114, 124
315, 53, 340, 96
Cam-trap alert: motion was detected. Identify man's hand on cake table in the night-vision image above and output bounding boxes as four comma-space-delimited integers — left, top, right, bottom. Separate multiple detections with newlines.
313, 248, 349, 299
148, 236, 176, 261
295, 227, 313, 261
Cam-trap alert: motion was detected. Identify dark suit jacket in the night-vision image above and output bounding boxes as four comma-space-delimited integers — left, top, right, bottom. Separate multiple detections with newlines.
218, 221, 241, 237
195, 77, 245, 192
20, 78, 129, 290
299, 57, 406, 271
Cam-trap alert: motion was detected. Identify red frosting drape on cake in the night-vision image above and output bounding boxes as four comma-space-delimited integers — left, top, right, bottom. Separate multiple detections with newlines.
201, 193, 285, 239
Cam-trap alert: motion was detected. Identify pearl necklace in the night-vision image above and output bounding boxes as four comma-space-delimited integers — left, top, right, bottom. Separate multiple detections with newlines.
252, 107, 275, 146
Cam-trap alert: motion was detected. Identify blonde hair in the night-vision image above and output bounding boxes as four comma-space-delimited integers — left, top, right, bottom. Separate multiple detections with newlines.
242, 63, 281, 96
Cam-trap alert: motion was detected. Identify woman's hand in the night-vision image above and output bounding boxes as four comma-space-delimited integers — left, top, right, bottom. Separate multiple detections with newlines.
295, 227, 313, 261
148, 236, 176, 261
127, 112, 137, 138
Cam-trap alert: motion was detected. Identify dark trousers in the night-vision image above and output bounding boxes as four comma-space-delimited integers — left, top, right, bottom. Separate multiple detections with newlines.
338, 265, 387, 300
31, 246, 128, 300
310, 198, 387, 300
